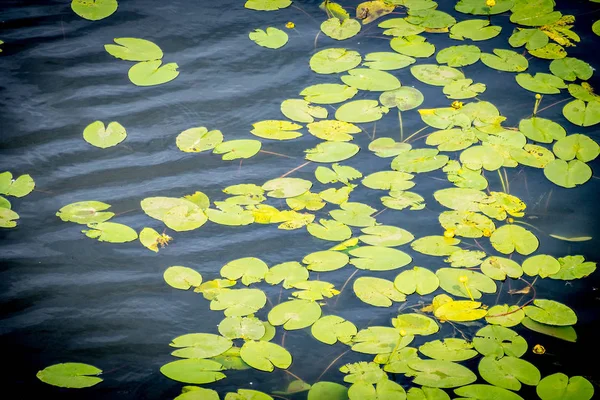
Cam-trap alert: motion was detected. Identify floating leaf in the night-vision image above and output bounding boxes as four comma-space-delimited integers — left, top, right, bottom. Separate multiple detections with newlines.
515, 73, 566, 94
210, 289, 267, 317
485, 304, 525, 327
439, 211, 495, 238
249, 27, 288, 49
218, 316, 265, 340
419, 339, 477, 361
240, 341, 291, 372
170, 333, 233, 359
340, 361, 388, 384
427, 128, 478, 152
406, 387, 450, 400
262, 177, 311, 198
305, 142, 360, 163
445, 250, 486, 268
549, 57, 593, 81
480, 256, 523, 280
160, 359, 225, 384
437, 268, 496, 299
220, 257, 268, 286
36, 363, 102, 388
321, 17, 362, 40
529, 43, 567, 60
292, 280, 339, 301
521, 317, 577, 342
568, 83, 600, 102
82, 121, 126, 148
392, 313, 439, 336
320, 186, 354, 204
509, 28, 549, 51
563, 99, 600, 127
544, 159, 592, 188
454, 384, 524, 400
225, 389, 273, 400
392, 149, 449, 173
303, 250, 349, 271
553, 134, 599, 162
281, 100, 327, 123
408, 360, 477, 388
394, 267, 439, 295
176, 127, 223, 152
308, 120, 360, 142
335, 99, 389, 123
307, 219, 352, 242
490, 224, 539, 255
519, 117, 565, 143
356, 1, 395, 24
164, 266, 202, 290
434, 188, 487, 212
477, 191, 526, 220
0, 208, 18, 228
406, 9, 456, 29
265, 261, 308, 288
363, 52, 416, 70
287, 192, 325, 211
301, 83, 358, 104
82, 222, 137, 243
196, 279, 236, 301
411, 236, 461, 256
460, 145, 504, 171
316, 163, 362, 184
537, 373, 594, 400
71, 0, 117, 21
380, 347, 421, 374
351, 327, 402, 354
311, 315, 357, 345
444, 79, 486, 99
433, 296, 487, 322
478, 355, 541, 390
213, 139, 261, 160
128, 60, 179, 86
524, 299, 577, 326
330, 202, 377, 227
244, 0, 291, 11
0, 172, 35, 198
449, 19, 501, 41
56, 201, 114, 224
390, 35, 435, 58
104, 37, 163, 61
308, 382, 349, 400
379, 18, 425, 37
251, 120, 302, 140
379, 87, 424, 111
411, 64, 465, 86
480, 49, 528, 72
310, 48, 362, 74
382, 190, 425, 211
175, 387, 220, 400
359, 225, 414, 247
341, 68, 401, 92
268, 299, 321, 330
353, 276, 406, 307
362, 171, 415, 191
455, 0, 514, 15
473, 325, 527, 358
550, 255, 596, 280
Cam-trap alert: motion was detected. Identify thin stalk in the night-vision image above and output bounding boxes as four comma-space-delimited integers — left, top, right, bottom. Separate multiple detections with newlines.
280, 161, 311, 178
283, 369, 304, 382
398, 110, 404, 141
372, 122, 377, 140
316, 349, 350, 382
402, 126, 427, 143
334, 269, 359, 306
513, 220, 546, 234
536, 97, 570, 114
504, 168, 510, 193
260, 150, 295, 159
497, 169, 507, 193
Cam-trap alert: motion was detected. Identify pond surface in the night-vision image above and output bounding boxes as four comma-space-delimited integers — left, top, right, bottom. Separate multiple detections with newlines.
1, 0, 599, 398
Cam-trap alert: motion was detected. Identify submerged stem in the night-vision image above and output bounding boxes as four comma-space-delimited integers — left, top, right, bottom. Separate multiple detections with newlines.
316, 349, 350, 382
335, 269, 359, 306
497, 169, 507, 193
402, 126, 427, 143
279, 161, 311, 178
398, 110, 404, 141
260, 150, 295, 159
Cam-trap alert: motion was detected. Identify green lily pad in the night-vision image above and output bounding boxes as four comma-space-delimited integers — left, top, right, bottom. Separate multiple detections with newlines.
411, 64, 465, 86
434, 187, 487, 211
281, 100, 327, 123
0, 208, 19, 228
455, 0, 514, 15
210, 289, 267, 317
249, 27, 288, 49
330, 202, 377, 227
128, 60, 179, 86
240, 341, 291, 372
392, 148, 449, 173
568, 83, 600, 102
379, 87, 424, 111
287, 191, 325, 211
524, 299, 577, 326
437, 268, 497, 299
594, 20, 600, 36
170, 333, 233, 359
319, 186, 354, 205
82, 121, 126, 148
407, 387, 450, 400
427, 128, 478, 151
478, 356, 540, 391
454, 384, 524, 400
213, 139, 261, 160
485, 304, 525, 327
553, 134, 599, 162
411, 236, 461, 256
537, 373, 594, 400
311, 315, 357, 345
511, 7, 561, 27
307, 219, 352, 242
419, 338, 477, 361
562, 99, 600, 127
206, 203, 254, 226
515, 73, 566, 94
264, 261, 308, 288
244, 0, 291, 11
82, 222, 137, 243
529, 43, 567, 60
335, 99, 389, 123
460, 145, 504, 171
36, 363, 102, 388
292, 280, 339, 301
362, 171, 415, 191
305, 142, 360, 163
176, 127, 223, 152
480, 49, 528, 72
408, 360, 477, 388
380, 347, 421, 374
490, 224, 538, 255
350, 246, 412, 271
341, 68, 401, 92
392, 313, 439, 336
315, 163, 362, 184
104, 37, 163, 61
390, 35, 435, 58
443, 79, 486, 99
394, 267, 439, 295
196, 279, 236, 301
310, 48, 362, 74
251, 120, 302, 140
160, 359, 225, 384
439, 211, 495, 238
450, 19, 501, 41
381, 190, 426, 211
262, 177, 311, 198
71, 0, 117, 21
164, 266, 203, 290
56, 201, 114, 224
353, 276, 406, 307
480, 256, 523, 280
301, 83, 358, 104
550, 255, 597, 280
519, 117, 566, 143
363, 52, 416, 70
406, 9, 456, 29
218, 316, 265, 340
351, 327, 402, 354
379, 18, 425, 37
268, 299, 321, 330
472, 325, 527, 358
544, 159, 592, 188
510, 144, 555, 168
0, 172, 35, 198
225, 389, 273, 400
321, 17, 362, 40
340, 361, 388, 384
549, 57, 593, 81
445, 249, 486, 268
308, 382, 349, 400
175, 387, 220, 400
359, 225, 414, 247
521, 316, 577, 342
308, 120, 361, 141
508, 28, 549, 50
220, 257, 268, 286
436, 45, 480, 68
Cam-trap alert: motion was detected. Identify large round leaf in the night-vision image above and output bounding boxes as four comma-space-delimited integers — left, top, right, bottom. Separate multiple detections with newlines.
549, 57, 593, 81
36, 363, 103, 388
240, 341, 292, 372
128, 60, 179, 86
394, 267, 439, 295
437, 268, 497, 299
268, 299, 321, 330
544, 159, 592, 188
210, 289, 267, 317
490, 224, 539, 255
104, 37, 163, 61
553, 134, 599, 162
563, 99, 600, 127
176, 127, 223, 152
341, 68, 401, 91
71, 0, 117, 21
536, 373, 594, 400
390, 35, 435, 58
349, 246, 412, 271
310, 48, 362, 74
353, 276, 406, 307
305, 142, 360, 163
160, 359, 225, 384
379, 87, 424, 111
249, 27, 288, 49
524, 299, 577, 326
164, 266, 203, 290
408, 360, 477, 388
321, 17, 362, 40
411, 64, 464, 86
480, 49, 528, 72
300, 83, 358, 104
170, 333, 233, 359
478, 356, 540, 391
335, 99, 389, 123
262, 178, 311, 198
83, 121, 126, 148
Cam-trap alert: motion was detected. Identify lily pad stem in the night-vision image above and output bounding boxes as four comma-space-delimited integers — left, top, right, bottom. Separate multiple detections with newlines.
398, 110, 404, 141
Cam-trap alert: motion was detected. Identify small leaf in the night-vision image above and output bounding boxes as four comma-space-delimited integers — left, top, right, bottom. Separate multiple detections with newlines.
353, 276, 406, 307
249, 27, 288, 49
268, 299, 321, 330
240, 341, 292, 372
160, 359, 225, 384
213, 139, 261, 160
104, 37, 163, 61
83, 121, 126, 148
310, 48, 362, 74
82, 222, 137, 243
176, 127, 223, 152
36, 363, 103, 388
71, 0, 117, 21
128, 60, 179, 86
164, 266, 203, 290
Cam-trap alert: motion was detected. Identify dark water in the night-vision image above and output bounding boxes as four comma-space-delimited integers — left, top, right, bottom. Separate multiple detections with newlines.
1, 0, 599, 398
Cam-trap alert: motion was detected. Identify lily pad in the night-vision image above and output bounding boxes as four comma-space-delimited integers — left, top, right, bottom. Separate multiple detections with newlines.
392, 313, 439, 336
454, 384, 524, 400
394, 266, 439, 295
321, 17, 362, 40
308, 120, 360, 142
71, 0, 117, 21
362, 171, 415, 191
244, 0, 291, 11
281, 100, 327, 124
562, 99, 600, 127
433, 297, 487, 322
36, 363, 102, 388
363, 52, 416, 70
301, 83, 358, 104
480, 256, 523, 280
307, 382, 349, 400
213, 140, 261, 160
160, 359, 225, 384
521, 317, 577, 342
529, 43, 567, 60
524, 299, 577, 326
434, 187, 487, 212
249, 27, 288, 49
128, 60, 179, 86
390, 35, 435, 58
218, 316, 265, 340
335, 99, 389, 123
104, 37, 163, 61
56, 201, 114, 224
485, 304, 525, 327
305, 142, 360, 163
508, 28, 549, 50
354, 277, 406, 307
550, 255, 597, 280
350, 246, 412, 271
553, 134, 599, 162
536, 373, 594, 400
311, 315, 357, 345
307, 219, 352, 242
310, 48, 362, 74
490, 224, 539, 255
251, 120, 302, 140
549, 57, 593, 81
225, 389, 273, 400
419, 339, 477, 361
406, 9, 456, 29
472, 325, 527, 358
82, 222, 137, 243
330, 202, 377, 227
515, 73, 566, 94
544, 159, 592, 188
379, 18, 425, 37
411, 64, 465, 86
351, 327, 402, 354
170, 333, 233, 359
210, 289, 267, 317
164, 266, 203, 290
240, 341, 291, 372
480, 49, 528, 72
411, 236, 461, 256
408, 360, 477, 388
220, 257, 268, 286
382, 190, 425, 211
262, 177, 311, 198
176, 127, 223, 152
379, 87, 424, 111
519, 117, 566, 143
439, 211, 495, 238
479, 356, 540, 391
437, 268, 497, 299
0, 208, 19, 228
264, 261, 309, 288
455, 0, 514, 15
392, 149, 449, 173
83, 121, 126, 148
450, 19, 501, 41
341, 68, 401, 92
268, 299, 321, 330
359, 225, 414, 247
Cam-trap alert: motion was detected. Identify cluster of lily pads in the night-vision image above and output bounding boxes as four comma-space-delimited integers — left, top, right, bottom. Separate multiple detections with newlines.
0, 172, 35, 228
31, 0, 600, 399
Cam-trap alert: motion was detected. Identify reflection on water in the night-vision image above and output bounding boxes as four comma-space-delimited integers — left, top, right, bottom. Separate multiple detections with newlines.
1, 0, 599, 398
